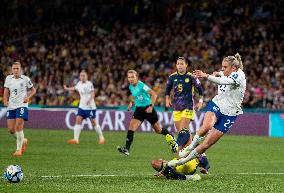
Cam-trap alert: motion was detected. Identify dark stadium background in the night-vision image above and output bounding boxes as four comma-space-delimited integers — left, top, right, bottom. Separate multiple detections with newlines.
0, 0, 283, 109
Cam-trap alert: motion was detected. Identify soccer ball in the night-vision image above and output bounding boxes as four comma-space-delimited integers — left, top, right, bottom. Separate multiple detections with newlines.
3, 165, 24, 183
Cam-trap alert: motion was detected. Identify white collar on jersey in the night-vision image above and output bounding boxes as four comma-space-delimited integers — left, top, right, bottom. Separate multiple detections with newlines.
11, 75, 24, 79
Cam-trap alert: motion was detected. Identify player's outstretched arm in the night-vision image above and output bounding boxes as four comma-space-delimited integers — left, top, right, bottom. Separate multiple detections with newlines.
193, 70, 235, 85
63, 85, 75, 91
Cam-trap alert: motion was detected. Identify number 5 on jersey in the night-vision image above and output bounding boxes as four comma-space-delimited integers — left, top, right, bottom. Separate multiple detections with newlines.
178, 84, 183, 92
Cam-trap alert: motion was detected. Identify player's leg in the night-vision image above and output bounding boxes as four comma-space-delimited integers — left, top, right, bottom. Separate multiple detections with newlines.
117, 118, 142, 156
147, 109, 177, 152
7, 119, 16, 138
169, 114, 237, 168
13, 107, 29, 156
146, 108, 171, 135
188, 111, 217, 150
7, 109, 16, 138
170, 128, 223, 167
68, 115, 83, 144
182, 113, 237, 162
176, 109, 194, 151
90, 118, 105, 144
13, 118, 25, 156
178, 111, 217, 157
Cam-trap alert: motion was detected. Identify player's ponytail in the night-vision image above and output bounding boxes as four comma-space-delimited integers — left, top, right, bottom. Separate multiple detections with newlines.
223, 53, 243, 71
235, 53, 243, 70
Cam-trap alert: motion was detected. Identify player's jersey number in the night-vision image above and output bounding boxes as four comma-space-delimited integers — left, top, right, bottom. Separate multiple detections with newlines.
178, 84, 183, 92
13, 89, 18, 95
224, 119, 234, 129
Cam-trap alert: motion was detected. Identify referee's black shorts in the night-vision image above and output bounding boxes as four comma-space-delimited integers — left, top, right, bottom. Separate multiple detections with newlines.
132, 106, 159, 125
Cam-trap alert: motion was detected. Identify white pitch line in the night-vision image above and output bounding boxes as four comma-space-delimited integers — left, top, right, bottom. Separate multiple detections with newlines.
228, 172, 284, 175
41, 174, 152, 178
41, 172, 284, 178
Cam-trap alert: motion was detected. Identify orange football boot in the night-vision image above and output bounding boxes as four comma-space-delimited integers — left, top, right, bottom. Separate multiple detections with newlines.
98, 138, 105, 145
13, 150, 22, 156
67, 139, 79, 144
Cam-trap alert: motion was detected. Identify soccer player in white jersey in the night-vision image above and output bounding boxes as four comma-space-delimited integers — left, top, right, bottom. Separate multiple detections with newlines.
165, 53, 246, 168
3, 62, 36, 156
63, 70, 105, 144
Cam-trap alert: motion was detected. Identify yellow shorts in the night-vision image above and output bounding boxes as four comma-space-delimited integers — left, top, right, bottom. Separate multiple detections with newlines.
174, 158, 199, 175
173, 109, 195, 122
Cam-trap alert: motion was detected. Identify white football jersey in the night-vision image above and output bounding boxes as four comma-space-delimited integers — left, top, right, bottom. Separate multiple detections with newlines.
4, 75, 34, 110
212, 69, 246, 116
75, 81, 96, 110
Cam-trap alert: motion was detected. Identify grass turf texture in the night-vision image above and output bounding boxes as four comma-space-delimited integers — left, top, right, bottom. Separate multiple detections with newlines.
0, 129, 284, 193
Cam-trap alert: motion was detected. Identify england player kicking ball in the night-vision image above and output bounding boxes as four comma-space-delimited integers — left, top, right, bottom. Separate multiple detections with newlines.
166, 53, 246, 168
64, 70, 105, 144
3, 62, 36, 156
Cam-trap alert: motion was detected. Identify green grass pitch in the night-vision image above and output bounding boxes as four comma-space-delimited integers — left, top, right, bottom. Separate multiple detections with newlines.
0, 128, 284, 193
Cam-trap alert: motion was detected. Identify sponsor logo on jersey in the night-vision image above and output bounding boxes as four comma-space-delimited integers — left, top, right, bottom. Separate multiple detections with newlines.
185, 78, 190, 83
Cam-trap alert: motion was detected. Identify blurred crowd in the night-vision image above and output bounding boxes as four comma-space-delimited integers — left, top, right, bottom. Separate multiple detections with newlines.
0, 0, 283, 109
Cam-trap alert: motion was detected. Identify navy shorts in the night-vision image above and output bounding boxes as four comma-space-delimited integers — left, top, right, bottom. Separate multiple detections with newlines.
77, 108, 96, 119
6, 107, 29, 121
205, 101, 237, 133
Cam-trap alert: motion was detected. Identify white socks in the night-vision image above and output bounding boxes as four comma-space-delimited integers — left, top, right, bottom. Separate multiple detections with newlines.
94, 125, 104, 139
16, 130, 24, 151
168, 149, 199, 167
74, 124, 82, 141
73, 124, 104, 141
189, 134, 204, 151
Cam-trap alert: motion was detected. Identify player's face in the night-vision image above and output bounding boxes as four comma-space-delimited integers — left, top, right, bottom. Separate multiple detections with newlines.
12, 64, 21, 77
176, 59, 187, 74
221, 61, 235, 76
127, 73, 138, 85
151, 159, 166, 171
80, 72, 87, 82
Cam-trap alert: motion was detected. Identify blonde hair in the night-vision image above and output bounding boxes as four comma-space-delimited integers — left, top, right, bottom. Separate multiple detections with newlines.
127, 70, 138, 77
223, 53, 243, 70
12, 61, 21, 66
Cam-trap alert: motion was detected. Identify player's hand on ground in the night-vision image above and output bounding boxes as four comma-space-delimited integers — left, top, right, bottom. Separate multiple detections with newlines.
154, 172, 165, 177
23, 97, 29, 103
145, 106, 153, 113
193, 70, 209, 78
